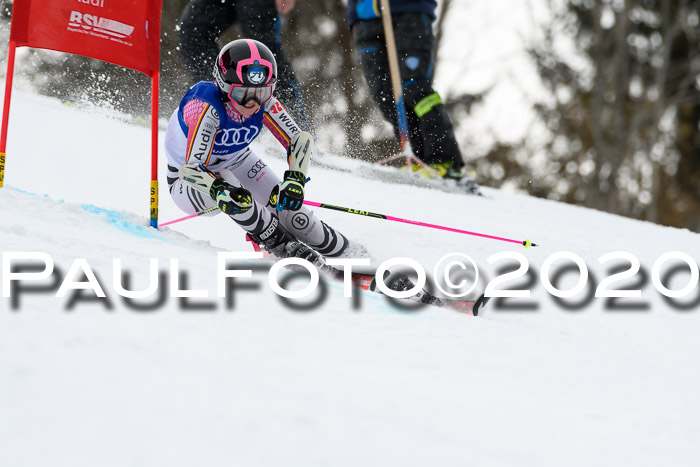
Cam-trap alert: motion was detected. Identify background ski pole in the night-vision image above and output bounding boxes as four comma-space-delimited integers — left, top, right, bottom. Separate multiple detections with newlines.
303, 200, 537, 248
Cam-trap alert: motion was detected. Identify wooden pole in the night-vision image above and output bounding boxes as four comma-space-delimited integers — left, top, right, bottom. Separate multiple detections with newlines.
378, 0, 410, 156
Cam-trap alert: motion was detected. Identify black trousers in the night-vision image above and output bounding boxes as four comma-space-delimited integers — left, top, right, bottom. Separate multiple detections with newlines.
353, 13, 463, 168
179, 0, 307, 129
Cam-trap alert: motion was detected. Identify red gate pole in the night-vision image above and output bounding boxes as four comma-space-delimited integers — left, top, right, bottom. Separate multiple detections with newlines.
150, 70, 159, 228
0, 40, 17, 188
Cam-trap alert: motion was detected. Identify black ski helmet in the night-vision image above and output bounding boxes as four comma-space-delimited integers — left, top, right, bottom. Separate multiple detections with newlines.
213, 39, 277, 106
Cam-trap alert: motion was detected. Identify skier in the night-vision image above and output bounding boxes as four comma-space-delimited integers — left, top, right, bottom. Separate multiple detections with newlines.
346, 0, 478, 192
165, 39, 367, 265
178, 0, 308, 130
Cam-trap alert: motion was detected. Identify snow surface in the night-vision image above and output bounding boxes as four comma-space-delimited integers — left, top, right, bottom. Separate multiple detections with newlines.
1, 90, 700, 467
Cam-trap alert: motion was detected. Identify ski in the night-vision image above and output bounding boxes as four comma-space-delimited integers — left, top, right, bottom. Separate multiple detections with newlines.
248, 247, 486, 315
364, 272, 488, 316
320, 267, 486, 316
314, 151, 484, 197
359, 165, 482, 197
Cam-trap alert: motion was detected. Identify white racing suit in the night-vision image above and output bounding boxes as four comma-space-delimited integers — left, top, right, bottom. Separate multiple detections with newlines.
164, 81, 350, 257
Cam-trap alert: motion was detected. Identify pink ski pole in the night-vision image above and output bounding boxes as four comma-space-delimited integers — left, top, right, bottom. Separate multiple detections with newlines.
161, 200, 536, 248
302, 201, 537, 248
160, 206, 219, 227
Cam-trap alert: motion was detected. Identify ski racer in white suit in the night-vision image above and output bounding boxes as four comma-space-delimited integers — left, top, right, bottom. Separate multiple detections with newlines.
165, 39, 366, 262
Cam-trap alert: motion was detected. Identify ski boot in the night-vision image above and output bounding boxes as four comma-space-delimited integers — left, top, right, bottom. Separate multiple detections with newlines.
333, 237, 371, 260
248, 217, 326, 269
407, 161, 481, 194
442, 165, 481, 195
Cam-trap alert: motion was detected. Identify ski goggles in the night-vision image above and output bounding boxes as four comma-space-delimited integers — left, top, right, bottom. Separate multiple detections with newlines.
227, 84, 275, 106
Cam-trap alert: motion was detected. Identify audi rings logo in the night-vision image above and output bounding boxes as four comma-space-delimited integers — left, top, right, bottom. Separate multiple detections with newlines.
247, 161, 267, 179
215, 126, 260, 147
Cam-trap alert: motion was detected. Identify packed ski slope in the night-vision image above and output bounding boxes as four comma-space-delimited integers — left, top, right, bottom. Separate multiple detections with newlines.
1, 90, 699, 467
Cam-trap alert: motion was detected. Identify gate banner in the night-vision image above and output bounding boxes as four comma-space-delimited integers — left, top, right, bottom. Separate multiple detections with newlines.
10, 0, 161, 76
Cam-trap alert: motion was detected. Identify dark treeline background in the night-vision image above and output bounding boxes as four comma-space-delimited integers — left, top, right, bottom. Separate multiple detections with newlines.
0, 0, 698, 232
529, 0, 700, 232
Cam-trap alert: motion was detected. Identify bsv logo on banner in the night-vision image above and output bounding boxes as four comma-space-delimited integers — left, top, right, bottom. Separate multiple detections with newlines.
68, 11, 135, 39
216, 126, 260, 147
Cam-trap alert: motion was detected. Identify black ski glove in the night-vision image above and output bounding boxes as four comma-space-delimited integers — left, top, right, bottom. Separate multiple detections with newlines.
273, 170, 306, 211
210, 179, 253, 215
